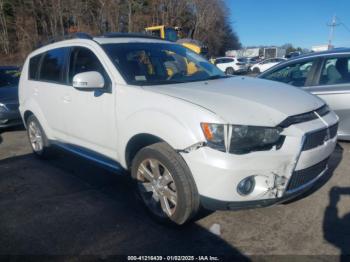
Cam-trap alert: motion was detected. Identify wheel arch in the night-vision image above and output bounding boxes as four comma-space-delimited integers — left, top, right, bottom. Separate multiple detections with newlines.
23, 110, 34, 126
124, 133, 166, 170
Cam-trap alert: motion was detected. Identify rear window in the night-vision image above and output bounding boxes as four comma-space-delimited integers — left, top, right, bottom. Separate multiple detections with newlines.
39, 48, 68, 83
29, 55, 41, 80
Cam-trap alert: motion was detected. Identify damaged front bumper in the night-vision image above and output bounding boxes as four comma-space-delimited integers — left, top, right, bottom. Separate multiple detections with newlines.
180, 111, 338, 211
200, 164, 329, 211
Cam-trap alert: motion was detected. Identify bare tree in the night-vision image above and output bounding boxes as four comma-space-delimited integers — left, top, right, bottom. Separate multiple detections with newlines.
0, 0, 240, 63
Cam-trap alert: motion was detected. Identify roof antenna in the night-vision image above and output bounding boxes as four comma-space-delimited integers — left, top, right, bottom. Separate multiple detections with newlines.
327, 15, 340, 47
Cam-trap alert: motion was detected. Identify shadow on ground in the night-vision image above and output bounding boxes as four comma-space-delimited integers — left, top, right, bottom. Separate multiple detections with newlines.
0, 151, 248, 259
323, 186, 350, 260
0, 125, 25, 145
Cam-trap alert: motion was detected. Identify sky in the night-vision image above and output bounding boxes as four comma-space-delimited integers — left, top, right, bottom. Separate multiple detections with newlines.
226, 0, 350, 49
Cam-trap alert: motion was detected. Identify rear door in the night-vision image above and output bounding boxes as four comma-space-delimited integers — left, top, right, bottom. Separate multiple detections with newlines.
35, 47, 70, 139
306, 55, 350, 139
215, 58, 230, 72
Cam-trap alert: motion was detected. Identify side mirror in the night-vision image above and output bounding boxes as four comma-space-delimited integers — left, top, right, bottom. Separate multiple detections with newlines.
72, 71, 105, 90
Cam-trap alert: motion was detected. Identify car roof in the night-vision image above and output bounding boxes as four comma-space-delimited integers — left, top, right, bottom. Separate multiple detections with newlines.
30, 32, 171, 57
287, 47, 350, 62
93, 36, 169, 45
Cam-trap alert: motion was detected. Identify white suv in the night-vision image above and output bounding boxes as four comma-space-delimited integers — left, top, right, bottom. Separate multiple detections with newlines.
215, 57, 248, 75
19, 33, 339, 225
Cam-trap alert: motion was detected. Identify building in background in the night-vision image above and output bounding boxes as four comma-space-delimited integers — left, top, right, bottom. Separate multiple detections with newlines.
311, 44, 334, 52
226, 47, 286, 59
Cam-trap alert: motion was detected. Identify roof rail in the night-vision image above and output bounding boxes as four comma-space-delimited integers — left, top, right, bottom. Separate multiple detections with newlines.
99, 32, 164, 40
74, 32, 93, 40
36, 32, 93, 49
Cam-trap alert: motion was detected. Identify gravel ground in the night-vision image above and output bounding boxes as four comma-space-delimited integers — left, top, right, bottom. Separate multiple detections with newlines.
0, 127, 349, 260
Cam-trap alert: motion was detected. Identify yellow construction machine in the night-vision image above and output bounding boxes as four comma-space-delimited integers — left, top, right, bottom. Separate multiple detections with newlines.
144, 25, 208, 56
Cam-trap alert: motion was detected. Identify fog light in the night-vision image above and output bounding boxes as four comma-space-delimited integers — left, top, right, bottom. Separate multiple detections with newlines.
0, 119, 8, 124
237, 176, 255, 196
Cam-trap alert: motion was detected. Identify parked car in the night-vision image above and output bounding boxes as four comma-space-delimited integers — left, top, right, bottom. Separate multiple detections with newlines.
214, 57, 248, 74
250, 58, 286, 73
259, 48, 350, 141
245, 57, 259, 68
285, 51, 301, 59
19, 33, 338, 225
0, 66, 22, 128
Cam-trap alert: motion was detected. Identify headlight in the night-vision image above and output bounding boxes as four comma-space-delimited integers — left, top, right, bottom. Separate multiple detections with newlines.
230, 125, 283, 154
201, 123, 284, 154
201, 123, 226, 152
0, 103, 8, 113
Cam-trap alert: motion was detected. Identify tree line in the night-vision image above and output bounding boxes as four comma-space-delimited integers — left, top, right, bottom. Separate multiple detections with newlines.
0, 0, 241, 64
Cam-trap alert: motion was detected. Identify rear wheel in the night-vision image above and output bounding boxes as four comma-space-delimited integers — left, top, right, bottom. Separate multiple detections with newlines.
252, 67, 260, 74
225, 67, 235, 75
131, 142, 200, 225
26, 115, 51, 158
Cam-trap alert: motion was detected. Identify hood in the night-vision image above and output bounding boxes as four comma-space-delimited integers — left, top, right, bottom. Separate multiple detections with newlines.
144, 77, 324, 126
0, 86, 18, 103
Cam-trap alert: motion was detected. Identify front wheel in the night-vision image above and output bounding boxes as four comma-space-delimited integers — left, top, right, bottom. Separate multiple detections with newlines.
131, 142, 200, 225
252, 67, 260, 74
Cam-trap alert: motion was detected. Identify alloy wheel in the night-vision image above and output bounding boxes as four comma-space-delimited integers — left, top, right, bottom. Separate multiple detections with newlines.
136, 158, 178, 217
28, 120, 43, 152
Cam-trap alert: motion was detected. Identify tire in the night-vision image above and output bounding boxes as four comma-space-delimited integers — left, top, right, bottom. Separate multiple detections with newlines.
225, 67, 235, 75
252, 67, 260, 74
131, 142, 200, 225
26, 115, 51, 158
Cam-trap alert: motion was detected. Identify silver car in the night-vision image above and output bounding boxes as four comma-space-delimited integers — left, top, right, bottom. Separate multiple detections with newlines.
259, 48, 350, 140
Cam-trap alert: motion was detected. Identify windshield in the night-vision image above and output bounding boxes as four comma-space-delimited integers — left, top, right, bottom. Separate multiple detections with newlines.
102, 43, 227, 86
0, 68, 20, 88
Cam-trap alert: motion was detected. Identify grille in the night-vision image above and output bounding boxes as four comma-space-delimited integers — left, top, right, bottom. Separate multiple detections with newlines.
302, 123, 338, 151
286, 158, 329, 191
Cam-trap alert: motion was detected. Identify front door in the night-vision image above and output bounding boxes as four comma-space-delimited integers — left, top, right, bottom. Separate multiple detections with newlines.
64, 46, 117, 159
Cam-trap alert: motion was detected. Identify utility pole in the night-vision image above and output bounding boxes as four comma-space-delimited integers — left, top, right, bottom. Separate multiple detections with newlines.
327, 15, 340, 47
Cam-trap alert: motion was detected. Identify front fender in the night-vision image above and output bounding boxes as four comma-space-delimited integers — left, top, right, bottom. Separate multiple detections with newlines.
117, 108, 215, 168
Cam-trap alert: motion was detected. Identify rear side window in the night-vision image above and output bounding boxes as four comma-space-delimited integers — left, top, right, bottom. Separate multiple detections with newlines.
29, 55, 41, 80
263, 60, 315, 87
318, 56, 350, 85
39, 48, 68, 83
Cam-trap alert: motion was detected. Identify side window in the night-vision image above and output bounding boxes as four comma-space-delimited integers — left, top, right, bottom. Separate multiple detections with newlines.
318, 56, 350, 85
69, 47, 109, 85
263, 60, 315, 87
29, 54, 42, 80
39, 48, 67, 83
214, 59, 222, 64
